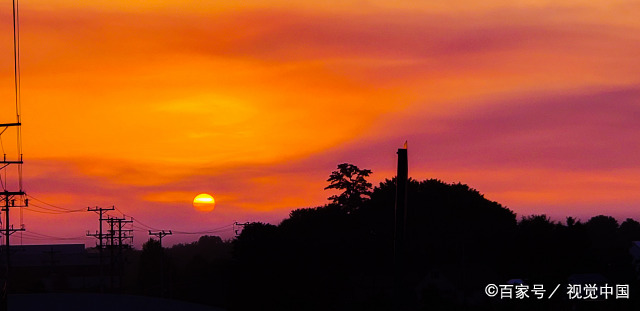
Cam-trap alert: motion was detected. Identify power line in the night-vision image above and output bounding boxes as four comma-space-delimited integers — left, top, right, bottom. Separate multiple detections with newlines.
130, 216, 159, 231
132, 223, 233, 235
26, 194, 85, 212
20, 231, 91, 241
25, 203, 84, 214
23, 199, 236, 241
172, 224, 234, 235
26, 203, 67, 213
22, 207, 66, 215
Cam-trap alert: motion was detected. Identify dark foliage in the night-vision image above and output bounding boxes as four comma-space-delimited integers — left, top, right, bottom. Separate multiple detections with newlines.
137, 238, 174, 295
223, 173, 640, 310
324, 163, 373, 209
227, 177, 523, 310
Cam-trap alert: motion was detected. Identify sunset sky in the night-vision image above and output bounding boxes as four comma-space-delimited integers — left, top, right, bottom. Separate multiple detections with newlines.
1, 0, 639, 246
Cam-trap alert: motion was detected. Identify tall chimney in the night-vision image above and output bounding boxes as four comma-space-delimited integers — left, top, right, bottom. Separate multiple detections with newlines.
394, 142, 408, 257
393, 142, 409, 310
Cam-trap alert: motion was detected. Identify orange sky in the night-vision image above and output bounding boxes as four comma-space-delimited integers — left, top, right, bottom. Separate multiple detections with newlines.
1, 0, 639, 246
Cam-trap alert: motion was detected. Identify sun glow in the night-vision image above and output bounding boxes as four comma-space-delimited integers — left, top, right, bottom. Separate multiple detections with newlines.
193, 193, 216, 212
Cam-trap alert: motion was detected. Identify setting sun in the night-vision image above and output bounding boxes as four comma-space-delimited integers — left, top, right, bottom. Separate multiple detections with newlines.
193, 193, 216, 212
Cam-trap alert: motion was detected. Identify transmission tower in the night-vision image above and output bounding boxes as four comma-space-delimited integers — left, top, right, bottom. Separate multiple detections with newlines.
0, 0, 27, 309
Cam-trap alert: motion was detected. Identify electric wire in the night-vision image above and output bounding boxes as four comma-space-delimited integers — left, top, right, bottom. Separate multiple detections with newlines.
21, 197, 237, 242
130, 216, 160, 231
12, 0, 20, 120
23, 207, 63, 214
172, 224, 234, 235
26, 194, 85, 212
20, 230, 91, 241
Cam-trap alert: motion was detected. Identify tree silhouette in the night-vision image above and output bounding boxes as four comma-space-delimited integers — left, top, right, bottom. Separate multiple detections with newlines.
585, 215, 624, 272
620, 218, 640, 242
137, 238, 164, 294
137, 238, 175, 296
324, 163, 372, 209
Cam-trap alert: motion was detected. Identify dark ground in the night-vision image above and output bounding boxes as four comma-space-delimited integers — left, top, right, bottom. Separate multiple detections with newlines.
8, 293, 225, 311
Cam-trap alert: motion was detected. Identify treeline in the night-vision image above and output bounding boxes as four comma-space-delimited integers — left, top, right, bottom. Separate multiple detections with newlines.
130, 165, 640, 310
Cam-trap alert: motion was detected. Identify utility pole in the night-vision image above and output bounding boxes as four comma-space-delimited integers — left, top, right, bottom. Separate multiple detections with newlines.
106, 217, 132, 290
233, 222, 250, 236
86, 205, 115, 292
113, 217, 133, 249
0, 192, 25, 311
108, 217, 115, 290
149, 230, 172, 248
149, 230, 171, 296
1, 1, 26, 309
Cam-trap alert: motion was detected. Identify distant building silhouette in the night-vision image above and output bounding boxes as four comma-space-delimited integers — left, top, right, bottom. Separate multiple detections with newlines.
3, 244, 101, 291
